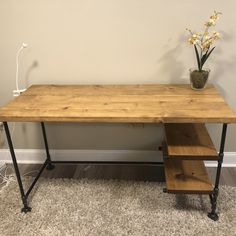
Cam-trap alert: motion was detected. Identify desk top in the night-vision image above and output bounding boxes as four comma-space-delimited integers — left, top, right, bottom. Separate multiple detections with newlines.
0, 84, 236, 123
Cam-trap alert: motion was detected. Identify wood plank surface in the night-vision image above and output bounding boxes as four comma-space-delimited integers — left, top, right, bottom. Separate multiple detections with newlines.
164, 124, 218, 160
0, 84, 236, 123
164, 159, 213, 194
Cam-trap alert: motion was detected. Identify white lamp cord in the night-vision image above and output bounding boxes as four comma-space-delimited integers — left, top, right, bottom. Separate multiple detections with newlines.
14, 43, 28, 96
15, 47, 22, 92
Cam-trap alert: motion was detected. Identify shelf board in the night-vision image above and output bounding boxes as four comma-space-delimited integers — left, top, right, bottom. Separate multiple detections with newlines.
164, 123, 218, 160
164, 159, 213, 194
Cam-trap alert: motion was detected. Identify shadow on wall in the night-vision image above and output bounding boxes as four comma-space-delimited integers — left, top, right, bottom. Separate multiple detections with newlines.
213, 55, 236, 98
157, 36, 186, 84
25, 60, 38, 88
211, 30, 236, 99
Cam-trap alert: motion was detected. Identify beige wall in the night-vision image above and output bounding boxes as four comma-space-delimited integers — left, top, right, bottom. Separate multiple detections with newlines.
0, 0, 236, 151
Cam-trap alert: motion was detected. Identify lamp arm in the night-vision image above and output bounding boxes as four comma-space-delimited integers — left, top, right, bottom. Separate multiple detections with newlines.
15, 47, 24, 92
15, 43, 28, 93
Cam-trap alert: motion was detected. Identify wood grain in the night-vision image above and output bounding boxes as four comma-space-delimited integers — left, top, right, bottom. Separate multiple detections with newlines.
164, 159, 213, 194
0, 84, 236, 123
164, 123, 218, 160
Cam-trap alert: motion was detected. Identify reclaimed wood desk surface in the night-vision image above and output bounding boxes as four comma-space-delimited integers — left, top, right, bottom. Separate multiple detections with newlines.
0, 84, 236, 123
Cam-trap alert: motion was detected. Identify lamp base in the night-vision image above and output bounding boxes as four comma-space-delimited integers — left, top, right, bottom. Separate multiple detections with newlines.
13, 89, 26, 97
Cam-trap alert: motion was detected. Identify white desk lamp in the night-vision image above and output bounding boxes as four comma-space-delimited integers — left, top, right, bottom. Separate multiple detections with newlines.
13, 43, 28, 97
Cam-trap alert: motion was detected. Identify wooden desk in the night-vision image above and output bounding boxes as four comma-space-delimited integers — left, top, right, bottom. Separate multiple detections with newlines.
0, 84, 236, 123
0, 84, 236, 221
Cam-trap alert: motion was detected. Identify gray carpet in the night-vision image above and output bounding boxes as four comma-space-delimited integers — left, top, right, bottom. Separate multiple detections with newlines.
0, 178, 235, 236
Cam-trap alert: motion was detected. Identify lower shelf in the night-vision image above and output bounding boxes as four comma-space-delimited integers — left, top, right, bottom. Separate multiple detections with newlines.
164, 159, 213, 194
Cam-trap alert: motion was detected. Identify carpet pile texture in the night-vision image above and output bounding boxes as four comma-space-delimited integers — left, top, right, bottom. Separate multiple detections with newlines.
0, 178, 235, 236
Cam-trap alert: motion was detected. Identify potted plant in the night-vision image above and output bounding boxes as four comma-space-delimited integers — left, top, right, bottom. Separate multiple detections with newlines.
187, 11, 222, 90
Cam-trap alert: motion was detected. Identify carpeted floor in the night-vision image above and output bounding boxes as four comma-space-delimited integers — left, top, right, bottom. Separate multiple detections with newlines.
0, 178, 235, 236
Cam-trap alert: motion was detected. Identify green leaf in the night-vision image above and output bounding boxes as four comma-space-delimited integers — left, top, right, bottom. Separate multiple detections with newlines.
194, 45, 201, 71
201, 47, 215, 69
201, 49, 209, 67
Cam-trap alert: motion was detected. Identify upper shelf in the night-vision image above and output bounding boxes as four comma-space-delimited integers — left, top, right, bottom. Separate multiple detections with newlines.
0, 84, 236, 123
164, 123, 218, 160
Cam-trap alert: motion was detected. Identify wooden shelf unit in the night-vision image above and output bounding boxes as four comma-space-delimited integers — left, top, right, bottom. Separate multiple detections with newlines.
163, 123, 216, 194
164, 159, 213, 194
164, 123, 218, 160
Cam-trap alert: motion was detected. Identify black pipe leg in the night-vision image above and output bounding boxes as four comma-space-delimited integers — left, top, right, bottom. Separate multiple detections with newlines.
46, 163, 55, 170
3, 122, 31, 213
208, 189, 219, 221
21, 207, 32, 213
21, 196, 32, 213
41, 122, 55, 170
208, 123, 227, 221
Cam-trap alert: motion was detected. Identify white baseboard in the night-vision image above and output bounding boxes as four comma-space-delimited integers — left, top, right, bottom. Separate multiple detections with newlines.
0, 149, 162, 164
204, 152, 236, 167
0, 149, 236, 167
